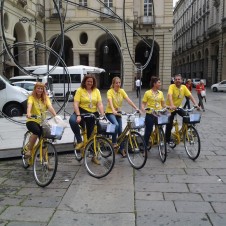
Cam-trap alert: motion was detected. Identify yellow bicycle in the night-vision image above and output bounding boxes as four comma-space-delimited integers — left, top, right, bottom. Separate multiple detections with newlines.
21, 115, 59, 187
145, 108, 170, 163
114, 110, 147, 169
74, 113, 115, 178
169, 107, 201, 160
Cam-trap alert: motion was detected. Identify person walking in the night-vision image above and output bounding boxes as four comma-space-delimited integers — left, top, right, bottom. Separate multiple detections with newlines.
141, 76, 166, 146
183, 79, 192, 109
25, 82, 57, 158
105, 76, 140, 158
69, 74, 105, 152
165, 74, 200, 147
196, 80, 206, 112
135, 77, 142, 98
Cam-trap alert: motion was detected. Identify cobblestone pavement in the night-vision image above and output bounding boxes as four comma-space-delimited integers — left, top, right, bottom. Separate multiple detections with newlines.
0, 89, 226, 226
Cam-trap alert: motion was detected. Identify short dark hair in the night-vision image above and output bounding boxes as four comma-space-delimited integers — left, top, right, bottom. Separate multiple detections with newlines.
150, 76, 160, 88
81, 74, 97, 89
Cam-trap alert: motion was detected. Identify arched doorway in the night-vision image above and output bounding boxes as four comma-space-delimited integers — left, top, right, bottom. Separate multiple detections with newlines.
13, 23, 26, 76
96, 34, 121, 89
49, 35, 73, 66
135, 39, 159, 88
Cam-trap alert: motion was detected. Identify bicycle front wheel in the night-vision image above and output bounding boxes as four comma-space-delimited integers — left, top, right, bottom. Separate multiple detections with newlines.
84, 136, 115, 178
126, 131, 147, 169
33, 141, 58, 187
184, 125, 201, 160
21, 131, 32, 169
157, 127, 167, 163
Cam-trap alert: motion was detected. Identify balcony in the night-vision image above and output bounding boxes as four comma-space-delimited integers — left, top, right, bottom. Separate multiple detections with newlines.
196, 35, 203, 43
100, 7, 116, 19
139, 16, 155, 25
36, 4, 45, 18
207, 23, 220, 36
191, 39, 197, 46
18, 0, 27, 7
50, 7, 65, 18
186, 42, 191, 49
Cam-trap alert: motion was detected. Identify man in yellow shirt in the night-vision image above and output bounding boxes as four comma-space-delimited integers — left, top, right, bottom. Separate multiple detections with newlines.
165, 74, 199, 146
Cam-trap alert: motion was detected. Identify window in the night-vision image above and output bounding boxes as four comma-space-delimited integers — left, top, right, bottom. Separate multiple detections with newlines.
144, 0, 153, 17
104, 0, 113, 7
79, 0, 87, 6
80, 54, 89, 66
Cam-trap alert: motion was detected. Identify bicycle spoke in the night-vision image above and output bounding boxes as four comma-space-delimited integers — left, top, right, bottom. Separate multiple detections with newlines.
84, 137, 115, 178
33, 142, 58, 187
184, 126, 201, 160
126, 131, 147, 169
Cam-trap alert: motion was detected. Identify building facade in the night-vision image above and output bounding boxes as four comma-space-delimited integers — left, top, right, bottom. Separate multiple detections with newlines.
0, 0, 173, 90
172, 0, 226, 86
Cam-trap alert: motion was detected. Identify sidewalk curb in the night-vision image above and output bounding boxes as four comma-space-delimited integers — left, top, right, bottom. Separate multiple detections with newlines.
0, 142, 74, 159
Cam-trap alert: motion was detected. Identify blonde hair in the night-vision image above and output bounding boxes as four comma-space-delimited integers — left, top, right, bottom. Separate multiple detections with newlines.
32, 82, 47, 104
110, 76, 121, 88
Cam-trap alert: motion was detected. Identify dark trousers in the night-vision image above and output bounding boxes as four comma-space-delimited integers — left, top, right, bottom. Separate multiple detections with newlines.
183, 96, 190, 109
165, 109, 187, 143
136, 86, 140, 98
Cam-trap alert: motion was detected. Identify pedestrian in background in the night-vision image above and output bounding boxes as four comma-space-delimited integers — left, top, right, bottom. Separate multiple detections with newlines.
183, 79, 192, 109
196, 80, 206, 112
135, 77, 142, 98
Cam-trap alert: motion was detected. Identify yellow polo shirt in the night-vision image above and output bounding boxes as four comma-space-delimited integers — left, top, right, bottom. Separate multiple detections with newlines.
74, 87, 102, 112
142, 90, 165, 113
105, 88, 128, 113
27, 95, 51, 124
166, 84, 191, 107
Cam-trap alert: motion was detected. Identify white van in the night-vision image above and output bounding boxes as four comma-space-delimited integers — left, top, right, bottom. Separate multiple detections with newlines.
0, 75, 29, 117
33, 65, 105, 100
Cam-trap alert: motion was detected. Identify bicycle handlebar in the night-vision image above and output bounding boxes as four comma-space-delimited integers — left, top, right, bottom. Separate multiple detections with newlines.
80, 113, 106, 121
116, 110, 140, 117
145, 107, 169, 114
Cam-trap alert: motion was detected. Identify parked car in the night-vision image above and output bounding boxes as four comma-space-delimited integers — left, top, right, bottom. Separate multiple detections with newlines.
211, 80, 226, 92
0, 75, 29, 117
191, 78, 206, 88
12, 81, 53, 100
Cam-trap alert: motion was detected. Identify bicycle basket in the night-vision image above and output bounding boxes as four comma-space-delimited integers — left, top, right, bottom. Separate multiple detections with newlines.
97, 120, 116, 134
183, 113, 201, 124
42, 121, 65, 140
153, 114, 170, 125
131, 117, 145, 129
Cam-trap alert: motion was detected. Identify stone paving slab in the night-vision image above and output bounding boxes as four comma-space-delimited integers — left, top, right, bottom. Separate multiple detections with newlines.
136, 212, 211, 226
48, 211, 135, 226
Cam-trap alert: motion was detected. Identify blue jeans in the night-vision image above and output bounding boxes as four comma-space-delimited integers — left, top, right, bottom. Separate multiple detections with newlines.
106, 113, 124, 149
69, 112, 96, 143
144, 114, 154, 146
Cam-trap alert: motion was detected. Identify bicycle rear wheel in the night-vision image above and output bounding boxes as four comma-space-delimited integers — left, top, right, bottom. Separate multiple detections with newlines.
157, 127, 167, 163
33, 141, 58, 187
21, 131, 32, 169
84, 136, 115, 178
126, 131, 147, 169
184, 125, 201, 160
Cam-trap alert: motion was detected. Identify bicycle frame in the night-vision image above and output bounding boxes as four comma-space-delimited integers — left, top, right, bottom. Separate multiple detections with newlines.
171, 118, 188, 145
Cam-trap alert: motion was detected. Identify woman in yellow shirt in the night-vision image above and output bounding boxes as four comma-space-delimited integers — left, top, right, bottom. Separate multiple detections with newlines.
141, 76, 166, 146
26, 82, 57, 157
105, 77, 139, 157
69, 74, 105, 150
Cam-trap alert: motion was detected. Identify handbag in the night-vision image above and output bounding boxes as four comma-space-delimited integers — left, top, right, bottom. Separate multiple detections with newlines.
201, 90, 206, 97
